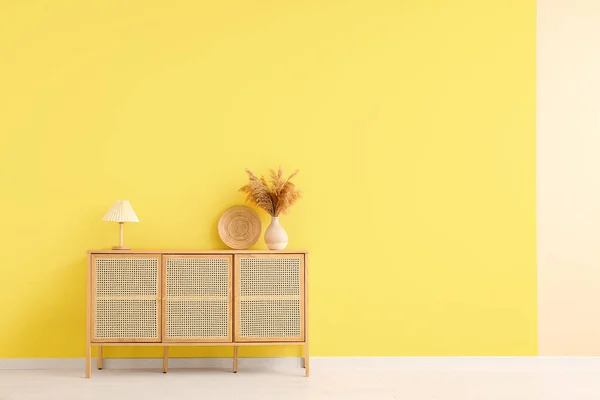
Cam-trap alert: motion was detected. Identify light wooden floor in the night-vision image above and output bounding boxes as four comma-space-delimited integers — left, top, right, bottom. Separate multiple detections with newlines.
1, 360, 600, 399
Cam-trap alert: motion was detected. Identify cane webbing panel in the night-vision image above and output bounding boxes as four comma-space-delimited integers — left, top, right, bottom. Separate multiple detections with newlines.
165, 257, 230, 341
93, 257, 159, 341
237, 256, 303, 341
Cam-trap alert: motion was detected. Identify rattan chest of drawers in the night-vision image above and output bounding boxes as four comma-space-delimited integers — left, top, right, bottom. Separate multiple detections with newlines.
86, 250, 309, 377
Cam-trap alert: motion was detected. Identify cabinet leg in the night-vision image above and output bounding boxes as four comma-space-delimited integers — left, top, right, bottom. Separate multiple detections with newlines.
97, 346, 103, 370
233, 347, 238, 373
85, 345, 92, 378
304, 343, 310, 377
163, 347, 168, 373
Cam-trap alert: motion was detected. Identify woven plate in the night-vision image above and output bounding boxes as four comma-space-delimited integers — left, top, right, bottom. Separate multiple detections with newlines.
218, 206, 262, 249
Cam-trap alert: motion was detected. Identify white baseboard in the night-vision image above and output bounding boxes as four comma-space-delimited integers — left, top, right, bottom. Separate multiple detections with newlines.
3, 357, 600, 371
0, 357, 304, 370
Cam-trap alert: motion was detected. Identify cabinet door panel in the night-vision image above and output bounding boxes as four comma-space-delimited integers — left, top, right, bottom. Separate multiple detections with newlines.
164, 255, 232, 342
91, 255, 161, 342
235, 255, 305, 342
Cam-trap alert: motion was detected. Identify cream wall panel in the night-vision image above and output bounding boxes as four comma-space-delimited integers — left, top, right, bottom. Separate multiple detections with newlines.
538, 0, 600, 355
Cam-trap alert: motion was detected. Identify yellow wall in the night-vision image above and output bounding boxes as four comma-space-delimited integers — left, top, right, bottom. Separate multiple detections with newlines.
0, 0, 536, 358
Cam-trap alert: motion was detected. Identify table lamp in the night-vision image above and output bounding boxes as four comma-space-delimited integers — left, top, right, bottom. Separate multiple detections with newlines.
102, 200, 139, 250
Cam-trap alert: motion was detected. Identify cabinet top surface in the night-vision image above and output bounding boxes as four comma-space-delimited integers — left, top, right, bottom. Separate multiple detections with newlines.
87, 249, 308, 255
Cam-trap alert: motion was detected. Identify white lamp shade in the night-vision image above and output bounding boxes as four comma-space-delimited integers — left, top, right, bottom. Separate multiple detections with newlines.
102, 200, 139, 223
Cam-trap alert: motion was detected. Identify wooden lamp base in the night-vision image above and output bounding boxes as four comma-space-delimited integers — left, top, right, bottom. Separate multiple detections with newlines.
112, 222, 131, 250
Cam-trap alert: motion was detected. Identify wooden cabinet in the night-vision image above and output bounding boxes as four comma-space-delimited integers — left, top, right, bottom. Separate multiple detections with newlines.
86, 250, 308, 378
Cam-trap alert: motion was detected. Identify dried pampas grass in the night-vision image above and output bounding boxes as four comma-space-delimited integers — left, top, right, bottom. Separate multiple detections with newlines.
239, 167, 302, 217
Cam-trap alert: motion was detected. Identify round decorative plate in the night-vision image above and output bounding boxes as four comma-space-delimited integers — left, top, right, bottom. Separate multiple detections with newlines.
218, 205, 262, 249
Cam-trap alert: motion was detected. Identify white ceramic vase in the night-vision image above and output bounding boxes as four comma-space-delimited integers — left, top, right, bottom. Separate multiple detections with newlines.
264, 217, 288, 250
